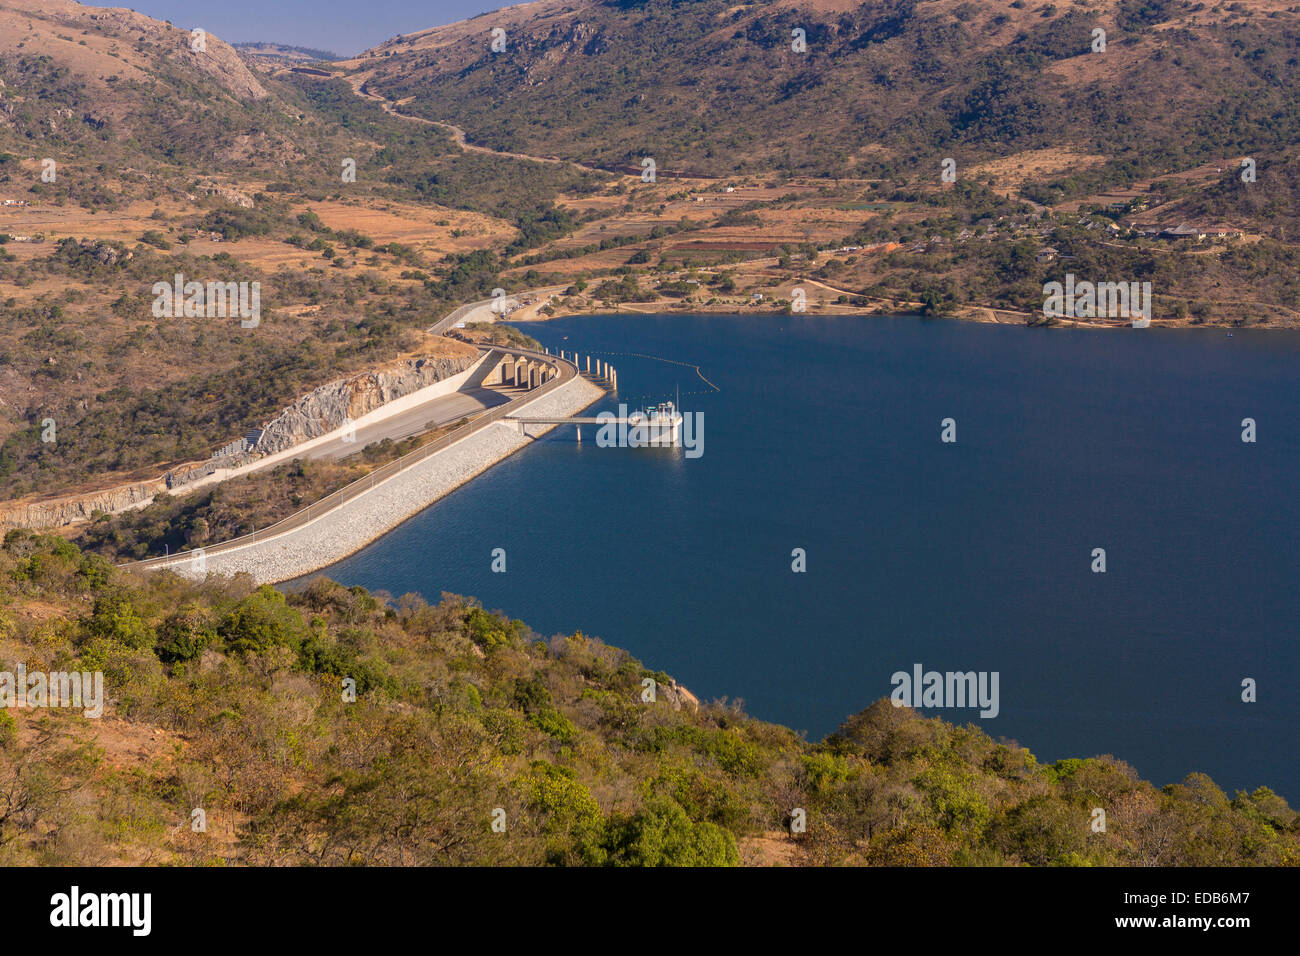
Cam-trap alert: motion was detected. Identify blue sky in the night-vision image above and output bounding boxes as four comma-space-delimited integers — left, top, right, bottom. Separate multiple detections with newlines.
126, 1, 513, 57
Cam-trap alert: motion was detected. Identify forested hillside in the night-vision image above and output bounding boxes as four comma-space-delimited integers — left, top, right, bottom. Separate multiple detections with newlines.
1, 532, 1294, 865
350, 0, 1300, 183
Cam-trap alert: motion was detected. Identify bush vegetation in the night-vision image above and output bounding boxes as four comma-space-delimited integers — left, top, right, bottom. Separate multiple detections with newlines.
0, 533, 1294, 866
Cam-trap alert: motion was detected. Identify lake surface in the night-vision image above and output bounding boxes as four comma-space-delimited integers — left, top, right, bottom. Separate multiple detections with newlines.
301, 313, 1300, 800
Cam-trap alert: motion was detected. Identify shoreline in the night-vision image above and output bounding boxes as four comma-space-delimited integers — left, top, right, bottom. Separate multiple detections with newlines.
7, 296, 1274, 541
504, 294, 1279, 331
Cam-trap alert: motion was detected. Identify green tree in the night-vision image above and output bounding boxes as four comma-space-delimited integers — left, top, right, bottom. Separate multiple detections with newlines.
520, 762, 607, 866
83, 590, 153, 651
157, 603, 217, 664
218, 585, 306, 656
603, 797, 739, 867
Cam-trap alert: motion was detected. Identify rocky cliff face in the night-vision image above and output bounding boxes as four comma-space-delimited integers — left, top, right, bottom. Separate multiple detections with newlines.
0, 478, 164, 531
0, 345, 479, 530
254, 353, 478, 455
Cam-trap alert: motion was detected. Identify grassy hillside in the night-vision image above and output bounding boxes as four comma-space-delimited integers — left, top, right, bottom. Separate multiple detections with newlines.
0, 531, 1295, 866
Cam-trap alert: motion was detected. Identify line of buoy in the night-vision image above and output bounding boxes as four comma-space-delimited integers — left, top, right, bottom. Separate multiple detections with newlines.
581, 349, 719, 394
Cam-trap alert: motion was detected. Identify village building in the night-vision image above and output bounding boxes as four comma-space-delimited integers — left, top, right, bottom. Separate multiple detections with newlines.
1202, 224, 1242, 240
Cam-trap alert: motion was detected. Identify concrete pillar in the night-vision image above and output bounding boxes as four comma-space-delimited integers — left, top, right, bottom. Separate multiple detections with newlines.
586, 356, 591, 373
577, 425, 581, 443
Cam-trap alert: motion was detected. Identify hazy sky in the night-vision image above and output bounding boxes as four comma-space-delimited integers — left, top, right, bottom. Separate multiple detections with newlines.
125, 1, 514, 57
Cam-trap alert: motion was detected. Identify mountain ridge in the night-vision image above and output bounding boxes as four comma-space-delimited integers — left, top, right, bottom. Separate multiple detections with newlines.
339, 0, 1300, 180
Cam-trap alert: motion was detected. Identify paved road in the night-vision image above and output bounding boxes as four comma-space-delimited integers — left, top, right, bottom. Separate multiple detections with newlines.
429, 286, 572, 334
280, 385, 517, 464
274, 286, 579, 470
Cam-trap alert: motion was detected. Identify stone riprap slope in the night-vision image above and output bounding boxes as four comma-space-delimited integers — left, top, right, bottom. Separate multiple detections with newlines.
159, 375, 605, 583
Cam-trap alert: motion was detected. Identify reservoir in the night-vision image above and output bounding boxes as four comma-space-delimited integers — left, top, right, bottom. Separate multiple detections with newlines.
302, 313, 1300, 801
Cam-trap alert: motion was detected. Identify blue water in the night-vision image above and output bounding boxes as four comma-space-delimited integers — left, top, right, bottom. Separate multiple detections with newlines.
302, 313, 1300, 800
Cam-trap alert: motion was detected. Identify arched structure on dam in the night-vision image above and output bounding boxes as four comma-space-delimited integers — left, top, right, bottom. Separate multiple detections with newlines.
478, 350, 568, 391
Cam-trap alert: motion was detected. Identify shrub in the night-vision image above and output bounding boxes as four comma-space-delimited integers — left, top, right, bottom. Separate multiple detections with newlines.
156, 603, 217, 663
218, 585, 307, 655
603, 797, 739, 867
83, 590, 154, 651
519, 762, 607, 866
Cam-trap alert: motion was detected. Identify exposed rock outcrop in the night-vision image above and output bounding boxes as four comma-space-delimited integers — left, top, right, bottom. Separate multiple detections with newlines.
0, 478, 164, 531
166, 450, 258, 488
254, 352, 478, 455
0, 342, 478, 530
194, 179, 256, 208
660, 680, 700, 713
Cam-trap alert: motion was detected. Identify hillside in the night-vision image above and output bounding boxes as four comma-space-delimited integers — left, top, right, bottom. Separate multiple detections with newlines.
234, 42, 344, 65
5, 0, 1300, 526
1, 530, 1295, 865
0, 0, 283, 167
0, 0, 609, 505
0, 1, 1298, 872
346, 0, 1300, 182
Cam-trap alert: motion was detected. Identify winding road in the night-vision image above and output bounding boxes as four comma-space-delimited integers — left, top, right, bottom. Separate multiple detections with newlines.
348, 74, 604, 175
